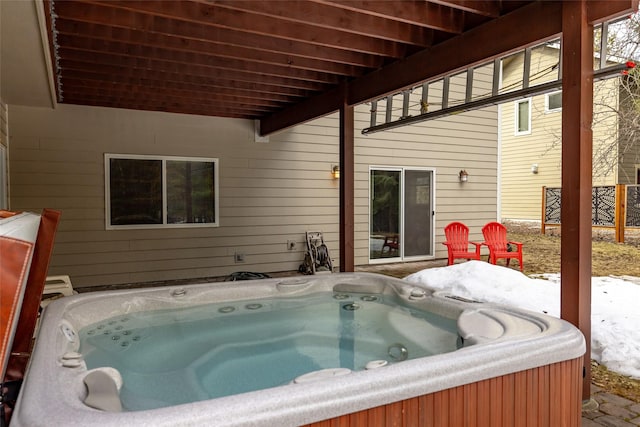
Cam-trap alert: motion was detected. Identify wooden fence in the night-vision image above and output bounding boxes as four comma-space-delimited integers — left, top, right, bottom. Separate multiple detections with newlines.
541, 184, 640, 243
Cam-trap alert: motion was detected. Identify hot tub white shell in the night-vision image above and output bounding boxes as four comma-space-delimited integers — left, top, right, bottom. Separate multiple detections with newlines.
11, 272, 585, 427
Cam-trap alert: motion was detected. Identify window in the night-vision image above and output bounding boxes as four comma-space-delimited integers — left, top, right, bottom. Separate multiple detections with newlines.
515, 98, 531, 135
105, 154, 219, 229
545, 91, 562, 113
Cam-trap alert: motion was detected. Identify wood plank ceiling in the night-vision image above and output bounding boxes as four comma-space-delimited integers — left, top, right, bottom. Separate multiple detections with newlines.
44, 1, 633, 134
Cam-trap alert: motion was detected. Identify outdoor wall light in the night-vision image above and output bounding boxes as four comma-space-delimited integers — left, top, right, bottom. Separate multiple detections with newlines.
531, 164, 539, 174
459, 170, 468, 182
332, 165, 340, 179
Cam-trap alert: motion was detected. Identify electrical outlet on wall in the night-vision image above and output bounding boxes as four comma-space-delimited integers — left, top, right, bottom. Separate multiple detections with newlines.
287, 240, 296, 250
234, 252, 245, 263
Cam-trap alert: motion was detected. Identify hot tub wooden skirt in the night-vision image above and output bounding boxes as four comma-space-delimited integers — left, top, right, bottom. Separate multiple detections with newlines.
305, 357, 583, 427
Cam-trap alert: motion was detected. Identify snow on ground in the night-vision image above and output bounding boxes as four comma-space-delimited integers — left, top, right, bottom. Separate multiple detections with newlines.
404, 261, 640, 379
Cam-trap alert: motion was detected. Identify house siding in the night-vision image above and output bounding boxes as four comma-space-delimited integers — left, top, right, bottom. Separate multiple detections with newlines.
9, 89, 497, 287
617, 83, 640, 184
354, 66, 498, 262
8, 104, 341, 287
354, 102, 498, 263
500, 46, 618, 221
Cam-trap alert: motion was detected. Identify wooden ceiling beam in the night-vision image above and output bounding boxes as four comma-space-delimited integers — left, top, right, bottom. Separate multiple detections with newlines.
58, 50, 334, 91
60, 67, 310, 99
314, 0, 464, 33
47, 0, 637, 127
63, 96, 259, 119
61, 70, 303, 103
61, 79, 288, 108
74, 0, 408, 58
63, 91, 273, 113
206, 0, 433, 45
587, 0, 640, 24
53, 2, 385, 68
55, 33, 360, 79
346, 2, 566, 106
262, 0, 639, 134
428, 0, 500, 17
54, 20, 365, 76
261, 1, 562, 134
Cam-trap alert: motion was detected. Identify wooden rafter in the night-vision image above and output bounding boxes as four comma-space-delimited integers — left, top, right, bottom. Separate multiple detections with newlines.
45, 0, 637, 123
207, 0, 434, 45
54, 27, 363, 76
314, 0, 466, 33
77, 0, 407, 57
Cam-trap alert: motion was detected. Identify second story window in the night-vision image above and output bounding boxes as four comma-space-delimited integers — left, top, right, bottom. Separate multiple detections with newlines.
545, 91, 562, 113
515, 98, 531, 135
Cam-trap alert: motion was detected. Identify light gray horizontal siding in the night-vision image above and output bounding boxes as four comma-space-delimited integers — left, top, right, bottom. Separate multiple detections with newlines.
9, 89, 498, 286
354, 101, 498, 263
8, 104, 340, 287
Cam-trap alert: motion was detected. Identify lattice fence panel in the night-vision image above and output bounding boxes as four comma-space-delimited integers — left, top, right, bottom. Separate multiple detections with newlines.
592, 186, 615, 226
626, 185, 640, 227
544, 186, 616, 226
544, 187, 562, 224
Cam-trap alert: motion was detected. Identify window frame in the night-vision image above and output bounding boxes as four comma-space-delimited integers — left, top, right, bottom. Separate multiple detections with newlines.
545, 90, 562, 113
514, 98, 532, 136
368, 165, 436, 264
105, 153, 219, 230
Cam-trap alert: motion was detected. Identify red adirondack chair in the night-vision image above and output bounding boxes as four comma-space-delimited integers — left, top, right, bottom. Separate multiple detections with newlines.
442, 222, 482, 266
481, 221, 524, 271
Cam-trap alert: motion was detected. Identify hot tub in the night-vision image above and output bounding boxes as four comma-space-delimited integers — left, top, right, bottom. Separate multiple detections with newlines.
12, 272, 585, 426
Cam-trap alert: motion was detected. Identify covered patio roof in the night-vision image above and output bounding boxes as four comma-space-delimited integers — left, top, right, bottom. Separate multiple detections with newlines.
34, 0, 640, 401
45, 0, 630, 134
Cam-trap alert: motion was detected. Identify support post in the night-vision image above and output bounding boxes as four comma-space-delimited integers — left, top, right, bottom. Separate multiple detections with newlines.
339, 98, 354, 272
615, 184, 625, 243
561, 0, 593, 401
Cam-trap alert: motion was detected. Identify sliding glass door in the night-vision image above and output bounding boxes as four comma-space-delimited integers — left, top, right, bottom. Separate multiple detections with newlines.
369, 167, 434, 262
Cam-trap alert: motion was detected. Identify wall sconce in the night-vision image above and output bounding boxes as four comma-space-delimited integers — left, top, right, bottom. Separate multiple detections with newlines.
458, 170, 468, 182
531, 164, 539, 174
332, 165, 340, 179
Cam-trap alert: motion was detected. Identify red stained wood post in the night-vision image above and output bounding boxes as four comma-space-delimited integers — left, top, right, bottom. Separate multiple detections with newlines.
339, 97, 355, 272
561, 0, 592, 401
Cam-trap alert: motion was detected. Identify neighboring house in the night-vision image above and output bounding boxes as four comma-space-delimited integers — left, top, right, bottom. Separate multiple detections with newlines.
0, 3, 499, 288
500, 45, 626, 221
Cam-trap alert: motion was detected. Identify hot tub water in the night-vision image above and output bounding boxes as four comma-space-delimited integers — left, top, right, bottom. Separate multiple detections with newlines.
78, 291, 459, 410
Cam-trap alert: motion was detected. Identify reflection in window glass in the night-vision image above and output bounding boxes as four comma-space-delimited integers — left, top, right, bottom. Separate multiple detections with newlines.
370, 169, 400, 260
546, 91, 562, 112
109, 158, 163, 225
167, 160, 215, 224
106, 155, 219, 229
516, 99, 531, 134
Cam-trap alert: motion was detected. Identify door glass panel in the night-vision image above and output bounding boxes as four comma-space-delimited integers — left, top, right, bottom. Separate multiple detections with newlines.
404, 170, 432, 257
370, 170, 400, 259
